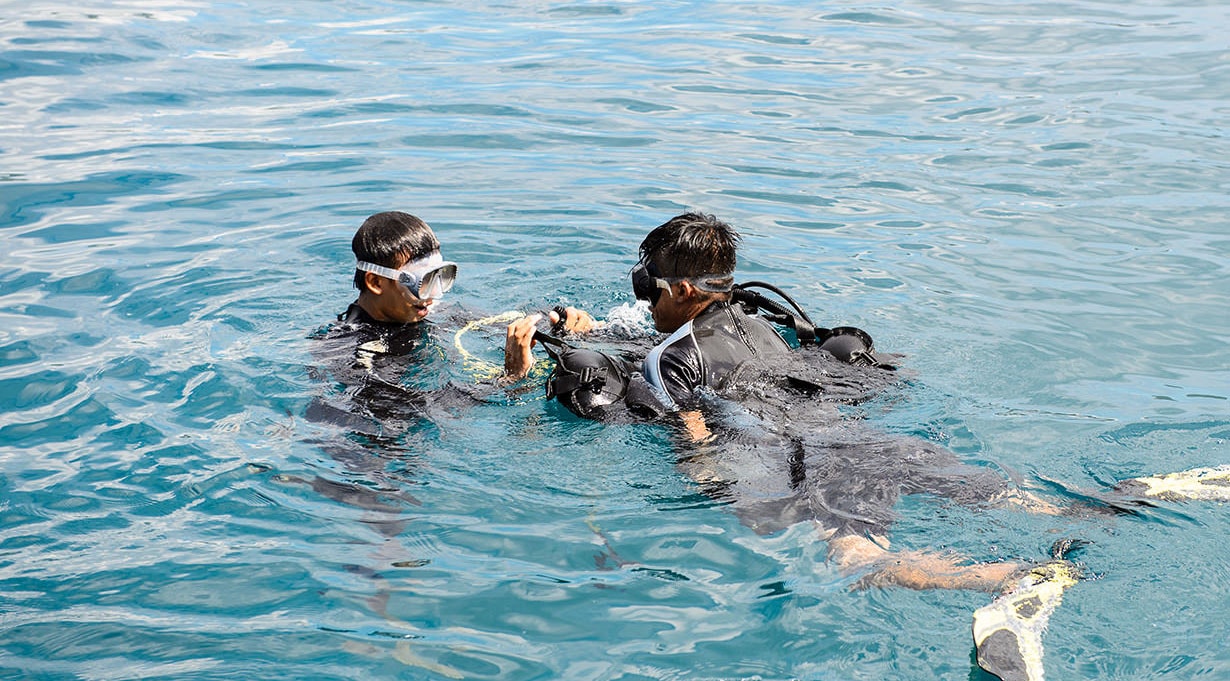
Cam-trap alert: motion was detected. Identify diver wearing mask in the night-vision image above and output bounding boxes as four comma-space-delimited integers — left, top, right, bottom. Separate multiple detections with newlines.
501, 213, 793, 424
340, 211, 458, 329
310, 211, 461, 434
501, 214, 1230, 681
629, 227, 792, 412
505, 212, 891, 422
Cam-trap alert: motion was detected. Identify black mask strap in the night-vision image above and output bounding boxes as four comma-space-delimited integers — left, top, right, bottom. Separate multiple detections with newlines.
534, 329, 568, 354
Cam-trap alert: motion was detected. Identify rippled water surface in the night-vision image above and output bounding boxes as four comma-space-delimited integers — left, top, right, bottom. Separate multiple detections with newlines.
2, 2, 1228, 679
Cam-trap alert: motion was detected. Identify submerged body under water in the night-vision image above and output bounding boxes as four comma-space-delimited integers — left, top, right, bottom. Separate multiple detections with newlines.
307, 299, 1031, 555
692, 349, 1012, 540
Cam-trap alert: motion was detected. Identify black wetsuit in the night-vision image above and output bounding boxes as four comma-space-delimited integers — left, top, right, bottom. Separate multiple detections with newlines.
680, 349, 1010, 539
294, 304, 457, 522
307, 303, 445, 438
641, 300, 792, 410
327, 303, 438, 367
630, 300, 1009, 539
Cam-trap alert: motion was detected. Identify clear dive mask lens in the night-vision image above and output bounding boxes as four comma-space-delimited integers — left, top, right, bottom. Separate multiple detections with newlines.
409, 262, 456, 300
356, 252, 458, 300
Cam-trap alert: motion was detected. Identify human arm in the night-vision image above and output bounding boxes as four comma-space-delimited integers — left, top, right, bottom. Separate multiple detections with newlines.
637, 331, 713, 438
678, 409, 712, 442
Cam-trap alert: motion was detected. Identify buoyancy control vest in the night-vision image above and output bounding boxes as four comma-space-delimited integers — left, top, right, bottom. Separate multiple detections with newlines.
540, 282, 895, 420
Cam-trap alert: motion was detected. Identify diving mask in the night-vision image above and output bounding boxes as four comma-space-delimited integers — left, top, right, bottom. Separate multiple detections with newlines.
630, 261, 671, 306
631, 260, 734, 306
356, 251, 458, 300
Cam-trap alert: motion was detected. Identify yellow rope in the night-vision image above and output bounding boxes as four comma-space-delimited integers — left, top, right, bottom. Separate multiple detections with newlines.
452, 310, 525, 381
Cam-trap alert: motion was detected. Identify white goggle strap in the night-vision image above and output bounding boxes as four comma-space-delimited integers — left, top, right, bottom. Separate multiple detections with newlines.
355, 260, 402, 280
355, 251, 445, 281
355, 257, 454, 299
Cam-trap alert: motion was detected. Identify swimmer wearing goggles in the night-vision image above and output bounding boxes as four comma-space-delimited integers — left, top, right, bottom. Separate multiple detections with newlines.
353, 251, 458, 324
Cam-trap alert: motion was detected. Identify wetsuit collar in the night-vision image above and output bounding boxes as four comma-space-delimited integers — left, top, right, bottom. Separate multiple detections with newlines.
696, 299, 732, 319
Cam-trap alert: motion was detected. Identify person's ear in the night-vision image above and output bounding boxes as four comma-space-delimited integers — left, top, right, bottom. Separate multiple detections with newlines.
364, 271, 386, 295
675, 279, 698, 301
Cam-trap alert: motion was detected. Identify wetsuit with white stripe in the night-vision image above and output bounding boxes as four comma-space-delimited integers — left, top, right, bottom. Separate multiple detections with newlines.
642, 300, 791, 410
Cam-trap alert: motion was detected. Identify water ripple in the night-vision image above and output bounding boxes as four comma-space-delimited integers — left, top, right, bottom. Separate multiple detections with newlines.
3, 1, 1229, 679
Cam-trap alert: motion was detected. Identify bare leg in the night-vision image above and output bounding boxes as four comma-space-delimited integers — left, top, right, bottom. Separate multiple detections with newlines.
994, 488, 1064, 516
825, 531, 1020, 592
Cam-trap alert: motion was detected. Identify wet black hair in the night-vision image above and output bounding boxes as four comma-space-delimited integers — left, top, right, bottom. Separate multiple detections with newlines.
351, 211, 440, 292
638, 212, 739, 279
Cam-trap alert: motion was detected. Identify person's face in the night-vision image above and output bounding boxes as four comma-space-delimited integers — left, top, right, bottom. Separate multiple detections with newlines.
366, 255, 449, 324
633, 259, 693, 333
648, 281, 695, 333
381, 271, 434, 323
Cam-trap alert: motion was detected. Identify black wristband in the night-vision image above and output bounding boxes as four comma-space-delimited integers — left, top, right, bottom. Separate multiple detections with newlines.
551, 305, 569, 334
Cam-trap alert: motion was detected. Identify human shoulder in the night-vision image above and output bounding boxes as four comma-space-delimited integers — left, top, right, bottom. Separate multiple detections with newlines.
642, 319, 702, 410
731, 302, 792, 353
335, 302, 388, 328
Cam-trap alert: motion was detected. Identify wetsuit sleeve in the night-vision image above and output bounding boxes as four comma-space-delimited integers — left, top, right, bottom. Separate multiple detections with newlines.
654, 346, 703, 408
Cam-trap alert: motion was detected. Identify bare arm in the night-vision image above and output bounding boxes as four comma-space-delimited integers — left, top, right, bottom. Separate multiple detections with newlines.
678, 409, 712, 442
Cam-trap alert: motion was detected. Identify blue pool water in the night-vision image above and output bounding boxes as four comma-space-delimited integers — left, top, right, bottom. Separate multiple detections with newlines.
2, 2, 1228, 679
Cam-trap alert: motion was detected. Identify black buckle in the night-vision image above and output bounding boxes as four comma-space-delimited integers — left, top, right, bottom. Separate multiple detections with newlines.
578, 366, 608, 392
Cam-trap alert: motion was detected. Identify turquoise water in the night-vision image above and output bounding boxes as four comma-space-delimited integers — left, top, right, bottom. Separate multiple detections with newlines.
2, 1, 1228, 679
